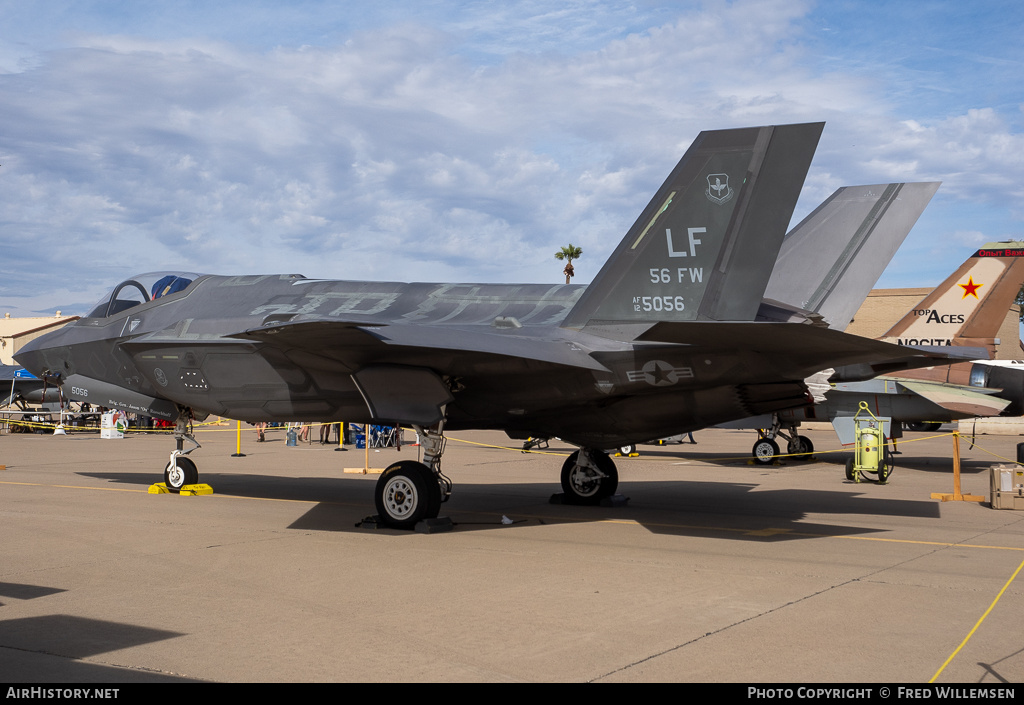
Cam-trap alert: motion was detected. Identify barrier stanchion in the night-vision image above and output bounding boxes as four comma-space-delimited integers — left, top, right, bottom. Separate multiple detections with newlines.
231, 420, 246, 457
931, 431, 983, 503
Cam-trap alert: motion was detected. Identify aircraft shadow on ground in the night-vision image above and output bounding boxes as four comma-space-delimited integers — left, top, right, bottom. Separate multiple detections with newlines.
0, 613, 198, 683
79, 469, 940, 541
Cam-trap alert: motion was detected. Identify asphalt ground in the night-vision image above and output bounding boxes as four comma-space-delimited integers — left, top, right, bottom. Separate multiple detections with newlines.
1, 422, 1023, 684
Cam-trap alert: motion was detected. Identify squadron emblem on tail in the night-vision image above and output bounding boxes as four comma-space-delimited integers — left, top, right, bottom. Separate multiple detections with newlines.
705, 173, 734, 205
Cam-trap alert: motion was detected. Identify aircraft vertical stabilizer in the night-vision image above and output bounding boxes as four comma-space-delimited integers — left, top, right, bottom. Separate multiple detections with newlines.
879, 242, 1024, 356
561, 122, 824, 329
765, 182, 941, 331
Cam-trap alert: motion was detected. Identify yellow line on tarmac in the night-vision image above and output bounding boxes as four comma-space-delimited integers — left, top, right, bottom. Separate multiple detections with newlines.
0, 480, 149, 493
831, 534, 1024, 552
929, 556, 1024, 682
0, 479, 352, 506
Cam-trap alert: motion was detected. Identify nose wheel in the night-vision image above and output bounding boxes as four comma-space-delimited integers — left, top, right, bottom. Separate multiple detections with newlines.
165, 455, 198, 490
162, 409, 201, 492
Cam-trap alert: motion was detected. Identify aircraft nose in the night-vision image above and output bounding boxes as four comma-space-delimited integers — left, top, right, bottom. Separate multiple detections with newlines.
13, 331, 68, 382
13, 338, 49, 377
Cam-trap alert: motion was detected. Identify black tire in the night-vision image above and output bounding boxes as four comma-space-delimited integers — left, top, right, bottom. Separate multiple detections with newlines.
375, 461, 441, 529
618, 444, 635, 456
164, 456, 198, 490
561, 450, 618, 504
845, 458, 856, 482
904, 421, 941, 432
752, 438, 779, 465
787, 435, 814, 460
877, 447, 893, 483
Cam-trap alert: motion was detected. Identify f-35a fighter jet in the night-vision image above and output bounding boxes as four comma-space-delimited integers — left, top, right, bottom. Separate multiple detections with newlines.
15, 122, 966, 528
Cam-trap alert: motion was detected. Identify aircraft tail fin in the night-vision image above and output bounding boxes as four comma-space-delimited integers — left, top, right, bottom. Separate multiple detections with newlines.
561, 122, 823, 329
764, 182, 940, 331
879, 242, 1024, 356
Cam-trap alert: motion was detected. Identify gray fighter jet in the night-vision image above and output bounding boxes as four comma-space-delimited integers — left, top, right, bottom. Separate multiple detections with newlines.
15, 122, 967, 528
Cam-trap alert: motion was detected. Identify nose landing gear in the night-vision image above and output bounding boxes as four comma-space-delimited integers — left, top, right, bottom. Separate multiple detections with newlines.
162, 411, 202, 492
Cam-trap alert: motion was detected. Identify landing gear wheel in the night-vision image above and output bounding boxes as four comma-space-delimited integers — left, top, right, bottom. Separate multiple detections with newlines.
164, 456, 198, 491
845, 458, 857, 482
375, 461, 442, 529
787, 435, 814, 460
618, 444, 635, 455
561, 450, 618, 504
752, 438, 779, 465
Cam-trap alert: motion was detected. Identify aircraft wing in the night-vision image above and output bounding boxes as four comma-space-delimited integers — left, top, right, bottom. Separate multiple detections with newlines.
228, 320, 613, 425
896, 379, 1012, 417
233, 319, 611, 372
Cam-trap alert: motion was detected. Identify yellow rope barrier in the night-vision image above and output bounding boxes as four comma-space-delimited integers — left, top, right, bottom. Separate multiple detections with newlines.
6, 417, 1024, 469
443, 429, 1024, 467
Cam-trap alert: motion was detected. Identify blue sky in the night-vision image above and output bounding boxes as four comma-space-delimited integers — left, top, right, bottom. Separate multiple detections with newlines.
2, 0, 1023, 317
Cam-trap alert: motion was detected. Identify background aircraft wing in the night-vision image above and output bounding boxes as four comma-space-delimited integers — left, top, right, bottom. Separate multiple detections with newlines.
896, 379, 1012, 417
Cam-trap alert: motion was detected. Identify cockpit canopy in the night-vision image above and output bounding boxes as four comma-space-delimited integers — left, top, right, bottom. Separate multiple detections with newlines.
86, 272, 204, 318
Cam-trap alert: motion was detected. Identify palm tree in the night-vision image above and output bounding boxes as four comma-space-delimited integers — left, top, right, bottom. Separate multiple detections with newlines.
555, 244, 582, 284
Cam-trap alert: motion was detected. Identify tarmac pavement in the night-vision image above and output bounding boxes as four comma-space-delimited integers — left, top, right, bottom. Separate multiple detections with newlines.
1, 423, 1022, 683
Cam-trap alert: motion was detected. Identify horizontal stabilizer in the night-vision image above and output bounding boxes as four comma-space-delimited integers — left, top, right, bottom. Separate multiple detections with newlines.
635, 321, 964, 379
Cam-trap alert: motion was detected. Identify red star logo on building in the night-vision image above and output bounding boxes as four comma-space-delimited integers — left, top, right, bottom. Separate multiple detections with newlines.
959, 276, 983, 299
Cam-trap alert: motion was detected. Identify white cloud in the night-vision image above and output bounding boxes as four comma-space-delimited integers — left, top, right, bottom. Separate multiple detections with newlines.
1, 0, 1022, 315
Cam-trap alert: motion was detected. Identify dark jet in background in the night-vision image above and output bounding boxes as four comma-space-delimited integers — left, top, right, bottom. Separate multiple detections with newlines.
16, 122, 966, 528
1, 364, 61, 408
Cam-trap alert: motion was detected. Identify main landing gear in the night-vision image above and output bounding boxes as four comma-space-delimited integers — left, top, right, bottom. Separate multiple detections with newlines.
163, 411, 202, 491
559, 448, 619, 504
752, 415, 813, 465
373, 423, 452, 529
